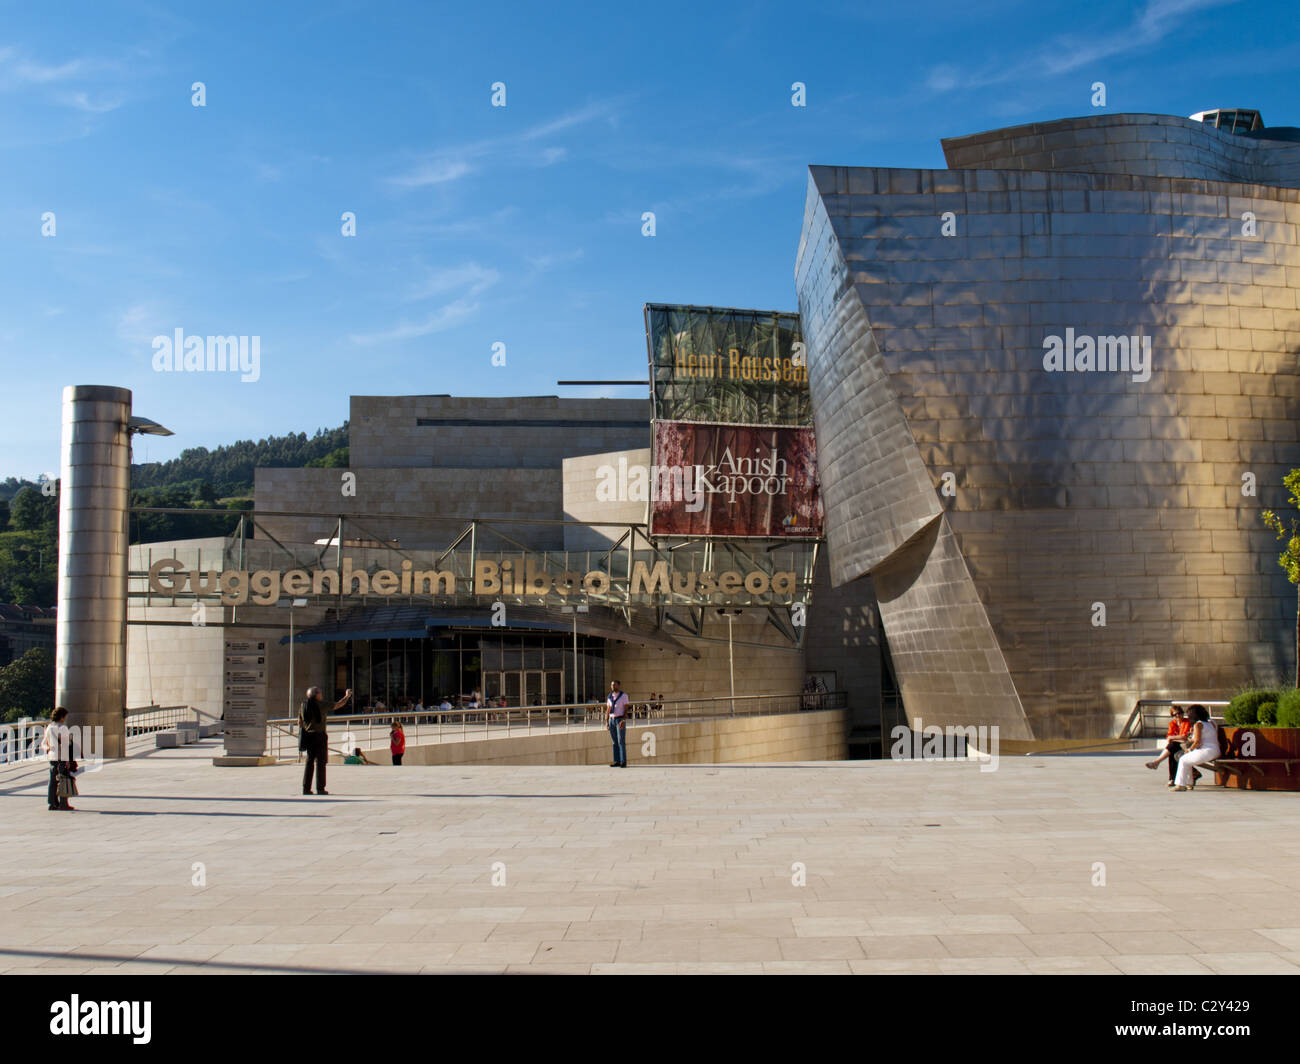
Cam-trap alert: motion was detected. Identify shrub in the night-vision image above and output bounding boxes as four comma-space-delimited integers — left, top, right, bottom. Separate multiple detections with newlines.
1277, 690, 1300, 729
1258, 701, 1279, 726
1225, 689, 1277, 726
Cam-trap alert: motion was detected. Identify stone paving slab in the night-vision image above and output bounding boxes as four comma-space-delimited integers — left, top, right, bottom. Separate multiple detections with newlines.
1, 740, 1298, 974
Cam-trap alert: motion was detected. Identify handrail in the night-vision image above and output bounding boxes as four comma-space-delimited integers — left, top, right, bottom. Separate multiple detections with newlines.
1026, 739, 1149, 757
1121, 698, 1230, 740
263, 691, 849, 760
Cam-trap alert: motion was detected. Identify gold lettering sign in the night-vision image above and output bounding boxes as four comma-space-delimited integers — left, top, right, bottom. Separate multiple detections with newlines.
145, 557, 797, 607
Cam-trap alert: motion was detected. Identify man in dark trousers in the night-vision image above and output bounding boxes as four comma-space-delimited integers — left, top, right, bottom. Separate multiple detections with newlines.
299, 686, 352, 795
606, 679, 629, 767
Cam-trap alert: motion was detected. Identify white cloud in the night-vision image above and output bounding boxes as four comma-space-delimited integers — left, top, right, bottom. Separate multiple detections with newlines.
405, 262, 499, 301
388, 158, 473, 189
386, 99, 626, 190
350, 260, 501, 345
348, 298, 480, 345
10, 57, 85, 85
926, 0, 1239, 93
526, 248, 584, 272
54, 90, 123, 114
116, 302, 165, 349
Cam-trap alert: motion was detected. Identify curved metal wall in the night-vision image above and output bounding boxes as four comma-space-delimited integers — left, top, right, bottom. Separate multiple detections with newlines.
796, 130, 1300, 739
942, 113, 1300, 188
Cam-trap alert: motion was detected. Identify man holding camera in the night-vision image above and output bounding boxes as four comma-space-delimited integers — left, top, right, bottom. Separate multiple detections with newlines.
299, 686, 352, 795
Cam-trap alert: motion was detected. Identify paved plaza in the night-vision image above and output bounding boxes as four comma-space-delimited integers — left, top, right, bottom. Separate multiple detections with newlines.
1, 740, 1298, 975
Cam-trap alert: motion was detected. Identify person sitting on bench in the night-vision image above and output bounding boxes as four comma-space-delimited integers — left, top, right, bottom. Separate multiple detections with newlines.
1173, 705, 1220, 791
1146, 706, 1191, 786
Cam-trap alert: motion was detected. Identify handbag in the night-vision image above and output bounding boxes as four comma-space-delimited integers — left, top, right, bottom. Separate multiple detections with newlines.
56, 767, 78, 799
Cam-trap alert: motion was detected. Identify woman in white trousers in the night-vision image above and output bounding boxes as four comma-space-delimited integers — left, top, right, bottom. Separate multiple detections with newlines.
1173, 705, 1220, 791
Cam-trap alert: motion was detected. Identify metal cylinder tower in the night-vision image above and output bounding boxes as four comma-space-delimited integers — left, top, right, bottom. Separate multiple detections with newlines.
56, 385, 132, 758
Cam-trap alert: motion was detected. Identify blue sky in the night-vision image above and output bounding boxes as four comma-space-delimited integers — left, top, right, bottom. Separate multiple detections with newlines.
2, 0, 1297, 476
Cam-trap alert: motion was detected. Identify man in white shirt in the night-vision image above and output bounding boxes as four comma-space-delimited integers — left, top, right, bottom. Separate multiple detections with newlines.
41, 707, 74, 811
606, 680, 629, 767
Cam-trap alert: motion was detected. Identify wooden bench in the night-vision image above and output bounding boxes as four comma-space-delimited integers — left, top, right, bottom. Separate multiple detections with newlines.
1203, 758, 1300, 781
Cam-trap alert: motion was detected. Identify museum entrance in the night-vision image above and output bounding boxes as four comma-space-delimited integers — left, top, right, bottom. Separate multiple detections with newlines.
483, 669, 564, 707
330, 630, 604, 710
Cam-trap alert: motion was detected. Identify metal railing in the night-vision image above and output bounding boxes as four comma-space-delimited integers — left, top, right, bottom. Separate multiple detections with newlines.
0, 705, 223, 765
0, 717, 51, 765
124, 704, 193, 737
265, 690, 848, 760
1120, 699, 1230, 741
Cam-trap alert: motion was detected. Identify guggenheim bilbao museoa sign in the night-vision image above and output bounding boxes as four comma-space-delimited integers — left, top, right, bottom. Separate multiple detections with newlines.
146, 556, 801, 607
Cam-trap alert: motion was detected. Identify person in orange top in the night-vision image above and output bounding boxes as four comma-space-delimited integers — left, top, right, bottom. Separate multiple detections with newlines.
1145, 706, 1190, 786
389, 721, 406, 766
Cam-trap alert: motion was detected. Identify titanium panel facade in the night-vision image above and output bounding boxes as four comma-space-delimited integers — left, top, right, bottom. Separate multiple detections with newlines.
796, 112, 1300, 739
56, 385, 132, 758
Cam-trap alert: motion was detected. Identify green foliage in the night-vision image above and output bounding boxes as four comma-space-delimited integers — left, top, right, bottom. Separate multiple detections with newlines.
9, 487, 57, 533
1278, 690, 1300, 729
0, 530, 57, 606
0, 477, 42, 502
1261, 468, 1300, 585
0, 647, 55, 722
1225, 689, 1277, 726
131, 423, 349, 498
1258, 701, 1279, 726
129, 486, 251, 545
1, 423, 348, 581
305, 447, 349, 469
1261, 468, 1300, 690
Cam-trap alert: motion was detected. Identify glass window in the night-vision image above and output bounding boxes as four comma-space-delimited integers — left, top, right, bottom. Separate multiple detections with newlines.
479, 638, 502, 672
502, 642, 522, 670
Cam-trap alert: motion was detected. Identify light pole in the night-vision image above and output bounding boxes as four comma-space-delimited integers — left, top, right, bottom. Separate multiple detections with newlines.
125, 415, 174, 757
717, 608, 741, 716
278, 597, 308, 719
561, 602, 589, 718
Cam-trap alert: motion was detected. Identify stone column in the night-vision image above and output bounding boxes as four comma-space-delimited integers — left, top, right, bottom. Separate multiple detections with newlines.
56, 385, 132, 759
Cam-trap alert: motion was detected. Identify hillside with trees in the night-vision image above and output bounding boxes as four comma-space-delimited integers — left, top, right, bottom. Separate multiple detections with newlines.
0, 423, 349, 606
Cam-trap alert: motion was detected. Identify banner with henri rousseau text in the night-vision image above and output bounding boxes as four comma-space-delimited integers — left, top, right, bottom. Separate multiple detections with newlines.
645, 304, 809, 426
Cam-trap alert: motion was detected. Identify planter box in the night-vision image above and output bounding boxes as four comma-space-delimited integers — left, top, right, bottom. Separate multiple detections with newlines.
1216, 728, 1300, 791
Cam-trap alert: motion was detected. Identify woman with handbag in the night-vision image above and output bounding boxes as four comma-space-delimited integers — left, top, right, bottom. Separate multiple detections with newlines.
41, 707, 76, 811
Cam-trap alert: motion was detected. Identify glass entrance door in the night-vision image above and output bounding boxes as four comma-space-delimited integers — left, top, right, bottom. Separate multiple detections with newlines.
484, 670, 562, 707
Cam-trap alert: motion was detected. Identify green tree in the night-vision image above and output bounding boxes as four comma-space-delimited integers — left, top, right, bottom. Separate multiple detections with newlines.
305, 447, 349, 468
0, 647, 55, 722
0, 530, 57, 606
9, 487, 56, 532
1261, 468, 1300, 689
